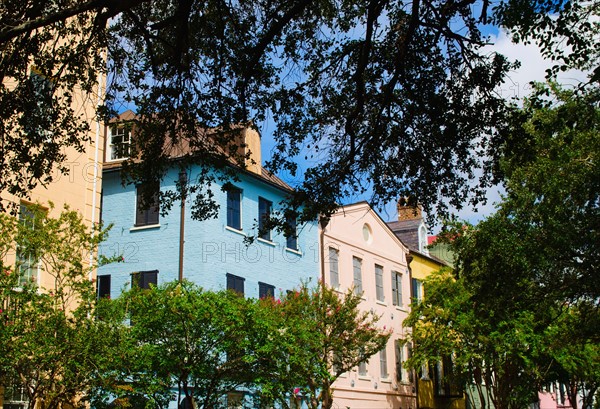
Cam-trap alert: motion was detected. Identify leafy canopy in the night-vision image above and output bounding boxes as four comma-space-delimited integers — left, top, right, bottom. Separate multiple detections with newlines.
2, 0, 597, 222
405, 84, 600, 409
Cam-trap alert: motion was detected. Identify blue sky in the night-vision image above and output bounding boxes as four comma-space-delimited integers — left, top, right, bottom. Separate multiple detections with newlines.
257, 25, 589, 234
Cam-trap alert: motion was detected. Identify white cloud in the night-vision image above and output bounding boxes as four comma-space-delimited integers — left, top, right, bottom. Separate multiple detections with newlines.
441, 29, 590, 231
484, 29, 589, 101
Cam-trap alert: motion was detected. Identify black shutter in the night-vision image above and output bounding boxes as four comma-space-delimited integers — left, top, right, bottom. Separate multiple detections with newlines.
227, 273, 245, 296
227, 188, 242, 230
259, 282, 275, 298
285, 216, 297, 249
136, 182, 160, 226
258, 198, 272, 240
132, 270, 158, 289
391, 272, 398, 306
141, 270, 158, 289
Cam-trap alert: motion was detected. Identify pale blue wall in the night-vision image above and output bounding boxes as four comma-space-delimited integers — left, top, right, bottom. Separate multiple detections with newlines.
98, 166, 320, 299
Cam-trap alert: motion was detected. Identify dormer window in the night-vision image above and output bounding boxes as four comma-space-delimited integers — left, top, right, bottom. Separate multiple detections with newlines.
108, 126, 131, 160
419, 224, 428, 255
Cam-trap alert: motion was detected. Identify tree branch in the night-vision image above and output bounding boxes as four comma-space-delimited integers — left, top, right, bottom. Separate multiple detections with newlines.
0, 0, 149, 44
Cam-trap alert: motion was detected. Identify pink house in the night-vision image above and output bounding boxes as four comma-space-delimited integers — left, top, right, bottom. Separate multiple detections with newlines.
321, 202, 417, 409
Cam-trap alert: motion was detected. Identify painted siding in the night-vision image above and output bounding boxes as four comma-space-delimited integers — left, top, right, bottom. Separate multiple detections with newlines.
98, 166, 319, 300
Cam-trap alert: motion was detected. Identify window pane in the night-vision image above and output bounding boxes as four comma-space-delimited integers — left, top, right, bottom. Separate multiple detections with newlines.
375, 264, 384, 302
259, 282, 275, 298
285, 216, 297, 250
258, 198, 272, 241
97, 275, 111, 299
358, 361, 367, 376
227, 188, 242, 230
395, 340, 403, 382
136, 182, 160, 226
110, 126, 131, 160
353, 257, 362, 295
329, 248, 339, 288
412, 278, 422, 303
17, 204, 39, 286
227, 273, 245, 296
132, 270, 158, 290
380, 347, 389, 378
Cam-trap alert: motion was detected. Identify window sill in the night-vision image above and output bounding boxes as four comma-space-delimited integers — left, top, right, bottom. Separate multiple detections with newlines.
395, 305, 408, 313
376, 300, 387, 307
381, 378, 392, 384
358, 375, 370, 381
257, 237, 276, 247
285, 247, 302, 256
225, 226, 246, 236
130, 224, 160, 231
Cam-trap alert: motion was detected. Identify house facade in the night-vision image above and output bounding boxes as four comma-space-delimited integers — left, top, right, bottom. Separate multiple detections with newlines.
387, 203, 466, 409
1, 77, 105, 292
0, 64, 105, 409
97, 119, 319, 307
321, 202, 417, 409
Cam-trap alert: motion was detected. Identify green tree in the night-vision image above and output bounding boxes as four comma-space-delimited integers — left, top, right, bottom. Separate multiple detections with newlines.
0, 205, 120, 409
404, 268, 543, 409
405, 83, 600, 409
254, 284, 391, 409
93, 281, 389, 409
5, 0, 596, 222
96, 281, 257, 409
542, 305, 600, 409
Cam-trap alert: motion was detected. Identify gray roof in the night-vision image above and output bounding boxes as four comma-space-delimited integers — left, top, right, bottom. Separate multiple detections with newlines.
386, 219, 422, 251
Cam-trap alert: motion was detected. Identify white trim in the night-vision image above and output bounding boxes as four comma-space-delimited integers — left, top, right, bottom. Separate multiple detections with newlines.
225, 225, 246, 236
130, 224, 160, 231
89, 58, 104, 280
285, 247, 302, 256
257, 237, 276, 247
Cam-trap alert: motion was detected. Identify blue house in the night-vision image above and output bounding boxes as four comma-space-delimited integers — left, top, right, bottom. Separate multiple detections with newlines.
96, 114, 319, 301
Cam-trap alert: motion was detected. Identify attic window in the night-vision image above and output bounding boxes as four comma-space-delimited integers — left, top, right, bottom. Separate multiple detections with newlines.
419, 225, 428, 254
362, 223, 373, 244
108, 126, 131, 160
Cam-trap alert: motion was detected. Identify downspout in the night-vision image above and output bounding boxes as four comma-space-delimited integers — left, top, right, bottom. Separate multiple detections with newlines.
319, 216, 330, 285
318, 214, 330, 407
406, 252, 418, 409
88, 53, 105, 280
178, 171, 187, 282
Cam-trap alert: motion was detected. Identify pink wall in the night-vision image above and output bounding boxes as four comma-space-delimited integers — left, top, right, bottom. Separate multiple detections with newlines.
322, 202, 417, 409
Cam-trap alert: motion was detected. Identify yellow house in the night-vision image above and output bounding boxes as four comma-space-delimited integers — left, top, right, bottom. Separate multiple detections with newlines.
0, 50, 105, 409
388, 203, 465, 409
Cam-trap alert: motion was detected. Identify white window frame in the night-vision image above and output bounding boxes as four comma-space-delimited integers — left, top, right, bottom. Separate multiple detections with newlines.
107, 126, 131, 161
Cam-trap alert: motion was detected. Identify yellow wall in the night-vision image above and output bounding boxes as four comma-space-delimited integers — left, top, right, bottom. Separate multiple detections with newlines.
418, 378, 465, 409
1, 68, 105, 289
411, 252, 443, 280
410, 251, 466, 409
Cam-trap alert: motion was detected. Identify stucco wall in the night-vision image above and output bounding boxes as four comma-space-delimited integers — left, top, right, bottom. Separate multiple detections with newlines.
323, 203, 417, 409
